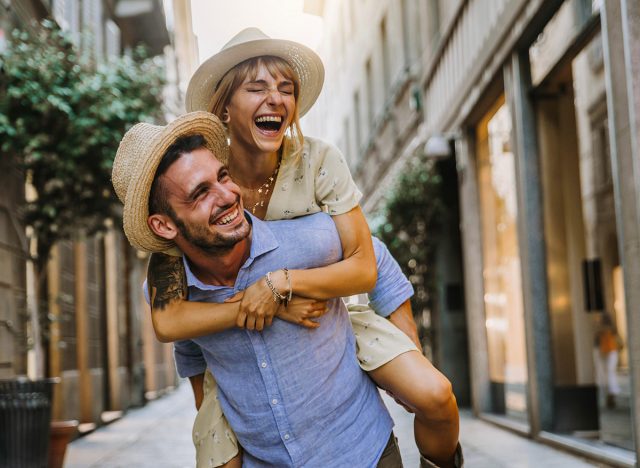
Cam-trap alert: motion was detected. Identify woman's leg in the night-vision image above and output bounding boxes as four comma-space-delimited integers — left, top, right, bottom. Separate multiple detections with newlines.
193, 370, 242, 468
369, 351, 459, 467
220, 454, 242, 468
348, 306, 459, 467
606, 350, 621, 395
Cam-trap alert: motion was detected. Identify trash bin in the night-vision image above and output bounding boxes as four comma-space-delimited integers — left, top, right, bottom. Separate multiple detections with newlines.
0, 378, 59, 468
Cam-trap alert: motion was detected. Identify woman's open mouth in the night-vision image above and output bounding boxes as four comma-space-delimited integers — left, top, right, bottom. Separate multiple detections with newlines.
254, 115, 284, 134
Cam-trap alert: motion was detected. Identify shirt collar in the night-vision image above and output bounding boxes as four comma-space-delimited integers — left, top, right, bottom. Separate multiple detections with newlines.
183, 211, 279, 290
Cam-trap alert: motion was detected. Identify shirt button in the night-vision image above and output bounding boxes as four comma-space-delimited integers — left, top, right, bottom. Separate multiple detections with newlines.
284, 434, 290, 440
261, 362, 267, 368
271, 399, 278, 405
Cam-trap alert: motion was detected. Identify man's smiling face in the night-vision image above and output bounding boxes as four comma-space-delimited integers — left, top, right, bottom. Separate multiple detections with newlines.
160, 147, 250, 252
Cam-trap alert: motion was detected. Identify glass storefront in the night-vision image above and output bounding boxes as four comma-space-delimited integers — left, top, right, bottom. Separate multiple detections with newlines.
476, 96, 529, 422
531, 11, 634, 449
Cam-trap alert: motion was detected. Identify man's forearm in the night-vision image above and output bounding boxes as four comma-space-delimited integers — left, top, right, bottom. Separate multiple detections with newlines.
189, 373, 205, 410
388, 300, 421, 350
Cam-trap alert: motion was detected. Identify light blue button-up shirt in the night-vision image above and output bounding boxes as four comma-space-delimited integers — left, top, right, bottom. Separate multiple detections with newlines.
369, 236, 414, 317
174, 213, 394, 467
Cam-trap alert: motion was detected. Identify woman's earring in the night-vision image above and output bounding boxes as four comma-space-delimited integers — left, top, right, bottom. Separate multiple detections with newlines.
222, 112, 230, 124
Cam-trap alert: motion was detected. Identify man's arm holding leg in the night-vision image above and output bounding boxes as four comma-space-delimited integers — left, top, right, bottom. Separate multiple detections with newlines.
368, 238, 462, 467
388, 299, 421, 350
189, 373, 205, 410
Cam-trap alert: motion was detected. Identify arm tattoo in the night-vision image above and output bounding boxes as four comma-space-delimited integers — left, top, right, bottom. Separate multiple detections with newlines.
147, 253, 187, 311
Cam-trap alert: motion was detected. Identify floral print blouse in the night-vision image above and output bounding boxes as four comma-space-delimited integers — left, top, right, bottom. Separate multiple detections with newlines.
265, 136, 362, 221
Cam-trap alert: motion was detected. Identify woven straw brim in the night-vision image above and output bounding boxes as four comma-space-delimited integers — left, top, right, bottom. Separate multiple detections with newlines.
186, 38, 324, 117
112, 112, 229, 253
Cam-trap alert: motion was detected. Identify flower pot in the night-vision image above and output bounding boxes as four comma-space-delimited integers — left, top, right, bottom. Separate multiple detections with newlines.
48, 420, 79, 468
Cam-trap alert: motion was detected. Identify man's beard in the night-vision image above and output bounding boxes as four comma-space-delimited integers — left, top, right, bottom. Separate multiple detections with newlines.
168, 203, 250, 254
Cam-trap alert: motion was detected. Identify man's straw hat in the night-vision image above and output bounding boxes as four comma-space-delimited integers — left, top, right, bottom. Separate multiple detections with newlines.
186, 27, 324, 117
112, 111, 229, 254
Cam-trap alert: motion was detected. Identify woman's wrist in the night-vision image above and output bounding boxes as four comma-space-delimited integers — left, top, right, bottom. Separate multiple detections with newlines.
266, 269, 291, 301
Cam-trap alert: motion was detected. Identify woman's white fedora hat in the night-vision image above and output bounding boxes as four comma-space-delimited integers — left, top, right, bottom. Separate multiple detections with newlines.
186, 27, 325, 117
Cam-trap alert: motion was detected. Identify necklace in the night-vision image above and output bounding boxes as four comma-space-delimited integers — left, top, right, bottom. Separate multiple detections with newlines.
233, 160, 281, 214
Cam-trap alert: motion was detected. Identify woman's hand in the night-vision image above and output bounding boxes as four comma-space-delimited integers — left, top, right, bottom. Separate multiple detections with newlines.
237, 276, 281, 331
277, 297, 328, 329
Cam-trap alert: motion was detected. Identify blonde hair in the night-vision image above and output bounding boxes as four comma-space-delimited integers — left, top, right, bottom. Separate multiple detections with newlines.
210, 56, 304, 159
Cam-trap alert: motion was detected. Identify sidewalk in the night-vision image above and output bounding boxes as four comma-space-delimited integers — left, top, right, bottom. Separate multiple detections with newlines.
65, 383, 196, 468
384, 394, 601, 468
66, 382, 602, 467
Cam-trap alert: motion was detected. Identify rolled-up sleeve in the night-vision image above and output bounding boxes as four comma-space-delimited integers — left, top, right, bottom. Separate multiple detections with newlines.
368, 237, 414, 317
174, 339, 207, 378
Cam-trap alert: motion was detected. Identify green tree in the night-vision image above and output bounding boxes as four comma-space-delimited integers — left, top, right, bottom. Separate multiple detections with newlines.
373, 155, 445, 349
0, 20, 165, 269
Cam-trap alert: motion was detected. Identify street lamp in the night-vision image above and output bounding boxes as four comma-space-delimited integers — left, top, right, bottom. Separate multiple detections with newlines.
423, 134, 453, 160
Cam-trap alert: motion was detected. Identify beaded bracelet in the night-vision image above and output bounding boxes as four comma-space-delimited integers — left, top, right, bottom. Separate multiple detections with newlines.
283, 268, 292, 306
265, 269, 293, 306
265, 271, 287, 303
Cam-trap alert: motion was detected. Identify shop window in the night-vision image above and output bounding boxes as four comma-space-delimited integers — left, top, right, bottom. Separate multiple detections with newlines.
476, 96, 529, 421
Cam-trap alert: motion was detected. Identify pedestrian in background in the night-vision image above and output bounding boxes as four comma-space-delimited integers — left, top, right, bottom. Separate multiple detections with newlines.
594, 313, 623, 409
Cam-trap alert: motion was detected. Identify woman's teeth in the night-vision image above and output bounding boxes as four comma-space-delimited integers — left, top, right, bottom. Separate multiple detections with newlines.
255, 115, 283, 132
255, 116, 282, 123
216, 209, 238, 225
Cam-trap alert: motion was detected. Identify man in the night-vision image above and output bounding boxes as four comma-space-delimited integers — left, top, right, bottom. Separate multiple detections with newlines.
112, 111, 401, 467
113, 112, 462, 467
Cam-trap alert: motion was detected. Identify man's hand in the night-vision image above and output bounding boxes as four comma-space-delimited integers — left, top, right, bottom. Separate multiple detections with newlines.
277, 297, 328, 329
385, 389, 415, 413
388, 300, 422, 351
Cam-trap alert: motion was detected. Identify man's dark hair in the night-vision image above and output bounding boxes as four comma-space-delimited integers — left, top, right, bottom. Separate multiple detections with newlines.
149, 134, 207, 216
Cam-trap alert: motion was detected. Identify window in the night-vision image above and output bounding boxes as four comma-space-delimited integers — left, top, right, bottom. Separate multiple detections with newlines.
353, 91, 362, 154
426, 0, 441, 52
365, 58, 374, 128
476, 96, 529, 421
380, 16, 390, 92
105, 19, 121, 59
343, 117, 353, 168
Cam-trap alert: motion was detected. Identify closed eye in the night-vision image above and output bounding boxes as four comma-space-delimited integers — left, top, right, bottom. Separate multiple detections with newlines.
279, 81, 294, 95
188, 184, 210, 201
218, 167, 231, 182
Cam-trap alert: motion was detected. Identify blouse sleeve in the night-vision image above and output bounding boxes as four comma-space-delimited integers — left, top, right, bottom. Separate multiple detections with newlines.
313, 139, 363, 215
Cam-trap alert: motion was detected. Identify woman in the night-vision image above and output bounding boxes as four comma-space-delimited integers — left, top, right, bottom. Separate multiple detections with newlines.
149, 28, 460, 468
594, 313, 623, 409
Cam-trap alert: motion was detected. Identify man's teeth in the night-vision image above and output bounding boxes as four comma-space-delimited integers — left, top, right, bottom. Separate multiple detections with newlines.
216, 209, 238, 225
255, 116, 282, 123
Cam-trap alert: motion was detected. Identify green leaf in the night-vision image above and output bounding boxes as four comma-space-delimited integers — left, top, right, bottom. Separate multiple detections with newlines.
1, 19, 165, 261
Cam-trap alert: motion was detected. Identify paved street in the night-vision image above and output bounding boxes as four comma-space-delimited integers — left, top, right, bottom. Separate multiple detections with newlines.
66, 381, 602, 467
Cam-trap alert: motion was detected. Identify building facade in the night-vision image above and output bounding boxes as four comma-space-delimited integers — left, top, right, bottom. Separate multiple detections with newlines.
0, 0, 196, 431
305, 0, 640, 465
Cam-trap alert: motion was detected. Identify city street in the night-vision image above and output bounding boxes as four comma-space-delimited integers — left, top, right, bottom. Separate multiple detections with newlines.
65, 382, 601, 467
3, 2, 640, 467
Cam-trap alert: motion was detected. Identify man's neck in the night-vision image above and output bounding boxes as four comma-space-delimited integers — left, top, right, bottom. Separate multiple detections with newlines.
183, 237, 251, 287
